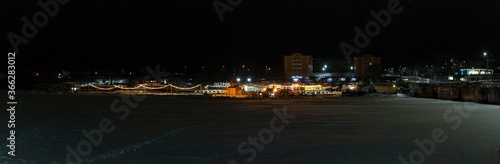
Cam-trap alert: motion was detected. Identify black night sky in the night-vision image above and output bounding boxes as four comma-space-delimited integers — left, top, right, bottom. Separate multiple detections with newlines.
2, 0, 500, 72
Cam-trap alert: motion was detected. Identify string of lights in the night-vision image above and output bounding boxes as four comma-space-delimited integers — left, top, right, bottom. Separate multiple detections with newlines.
87, 84, 201, 90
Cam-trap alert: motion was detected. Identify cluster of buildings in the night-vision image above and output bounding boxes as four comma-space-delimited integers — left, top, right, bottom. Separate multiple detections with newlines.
283, 52, 499, 84
10, 51, 498, 92
283, 53, 380, 83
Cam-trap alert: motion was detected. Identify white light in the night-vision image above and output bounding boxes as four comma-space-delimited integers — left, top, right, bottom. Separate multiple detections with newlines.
350, 66, 353, 70
247, 78, 251, 82
393, 85, 396, 88
237, 78, 241, 82
324, 65, 327, 68
484, 52, 487, 56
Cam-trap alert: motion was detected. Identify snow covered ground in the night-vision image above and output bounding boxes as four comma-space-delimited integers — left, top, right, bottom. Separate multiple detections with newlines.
1, 92, 500, 163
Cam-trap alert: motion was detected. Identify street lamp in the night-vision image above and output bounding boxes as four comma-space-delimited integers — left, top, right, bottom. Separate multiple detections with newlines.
350, 66, 354, 77
323, 65, 327, 77
322, 67, 325, 78
484, 52, 489, 69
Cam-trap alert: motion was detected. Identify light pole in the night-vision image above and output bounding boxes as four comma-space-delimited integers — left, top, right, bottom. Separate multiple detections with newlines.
350, 66, 354, 77
484, 52, 489, 69
324, 65, 328, 77
322, 67, 325, 78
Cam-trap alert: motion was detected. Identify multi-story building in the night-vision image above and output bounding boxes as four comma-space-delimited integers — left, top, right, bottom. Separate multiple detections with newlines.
354, 54, 381, 78
284, 53, 313, 82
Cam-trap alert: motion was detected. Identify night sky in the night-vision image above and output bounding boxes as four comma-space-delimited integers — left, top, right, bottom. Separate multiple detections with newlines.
2, 0, 499, 72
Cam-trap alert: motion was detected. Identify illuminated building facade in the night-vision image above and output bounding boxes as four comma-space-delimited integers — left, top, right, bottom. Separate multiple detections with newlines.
459, 68, 494, 81
283, 53, 314, 82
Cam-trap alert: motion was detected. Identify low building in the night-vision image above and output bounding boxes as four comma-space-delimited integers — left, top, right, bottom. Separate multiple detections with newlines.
458, 69, 494, 81
219, 72, 246, 98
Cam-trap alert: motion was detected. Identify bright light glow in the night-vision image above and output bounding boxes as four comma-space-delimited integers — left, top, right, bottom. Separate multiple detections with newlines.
392, 85, 396, 88
350, 66, 353, 70
484, 52, 487, 56
236, 78, 241, 82
324, 65, 327, 68
247, 78, 251, 82
322, 68, 325, 71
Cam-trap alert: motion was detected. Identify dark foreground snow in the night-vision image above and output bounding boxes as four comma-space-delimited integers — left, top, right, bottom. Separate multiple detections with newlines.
1, 92, 500, 163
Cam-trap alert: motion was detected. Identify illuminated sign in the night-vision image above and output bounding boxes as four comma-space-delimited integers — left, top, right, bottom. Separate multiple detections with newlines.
213, 82, 230, 87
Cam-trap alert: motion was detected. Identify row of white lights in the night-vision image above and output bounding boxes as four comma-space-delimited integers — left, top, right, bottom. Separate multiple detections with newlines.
87, 84, 201, 90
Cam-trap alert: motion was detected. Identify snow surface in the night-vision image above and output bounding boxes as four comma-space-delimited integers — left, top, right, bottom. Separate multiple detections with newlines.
1, 92, 500, 163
